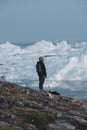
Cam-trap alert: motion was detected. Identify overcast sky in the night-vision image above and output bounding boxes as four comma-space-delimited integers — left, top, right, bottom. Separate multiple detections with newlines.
0, 0, 87, 43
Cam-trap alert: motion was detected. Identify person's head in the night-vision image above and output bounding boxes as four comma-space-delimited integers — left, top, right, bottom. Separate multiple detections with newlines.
39, 56, 44, 62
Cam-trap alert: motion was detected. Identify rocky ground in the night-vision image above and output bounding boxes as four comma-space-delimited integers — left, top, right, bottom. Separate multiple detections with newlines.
0, 81, 87, 130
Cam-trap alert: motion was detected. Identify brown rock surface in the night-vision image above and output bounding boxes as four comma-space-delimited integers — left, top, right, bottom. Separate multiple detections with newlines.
0, 81, 87, 130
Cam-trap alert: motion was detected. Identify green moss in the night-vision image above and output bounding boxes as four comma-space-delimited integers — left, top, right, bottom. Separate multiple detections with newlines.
19, 112, 56, 129
0, 128, 8, 130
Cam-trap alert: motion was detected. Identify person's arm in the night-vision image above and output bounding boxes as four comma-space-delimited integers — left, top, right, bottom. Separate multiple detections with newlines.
43, 63, 47, 78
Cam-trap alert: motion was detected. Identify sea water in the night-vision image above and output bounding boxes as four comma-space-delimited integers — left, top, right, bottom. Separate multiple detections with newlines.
0, 40, 87, 100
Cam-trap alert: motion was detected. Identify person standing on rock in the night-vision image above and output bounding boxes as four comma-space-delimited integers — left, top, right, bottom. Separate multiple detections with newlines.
36, 56, 47, 92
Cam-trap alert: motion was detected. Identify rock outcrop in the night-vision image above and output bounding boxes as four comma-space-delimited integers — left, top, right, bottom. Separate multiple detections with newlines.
0, 81, 87, 130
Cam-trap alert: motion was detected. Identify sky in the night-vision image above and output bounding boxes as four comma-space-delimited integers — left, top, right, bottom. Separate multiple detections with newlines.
0, 0, 87, 43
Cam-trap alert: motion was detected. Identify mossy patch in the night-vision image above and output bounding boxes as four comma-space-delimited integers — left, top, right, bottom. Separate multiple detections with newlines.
19, 112, 56, 129
0, 128, 8, 130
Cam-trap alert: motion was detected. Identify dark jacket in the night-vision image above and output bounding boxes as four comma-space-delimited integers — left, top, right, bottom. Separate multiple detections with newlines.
36, 61, 47, 77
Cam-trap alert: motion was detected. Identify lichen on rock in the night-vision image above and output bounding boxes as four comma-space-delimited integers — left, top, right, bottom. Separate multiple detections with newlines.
0, 81, 87, 130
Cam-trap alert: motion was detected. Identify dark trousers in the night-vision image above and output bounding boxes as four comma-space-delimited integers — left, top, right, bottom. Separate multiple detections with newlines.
38, 73, 45, 90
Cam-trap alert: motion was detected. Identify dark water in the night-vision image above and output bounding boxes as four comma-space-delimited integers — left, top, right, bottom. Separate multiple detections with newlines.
49, 81, 87, 100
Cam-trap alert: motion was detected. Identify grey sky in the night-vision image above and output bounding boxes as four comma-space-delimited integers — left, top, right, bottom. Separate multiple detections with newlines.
0, 0, 87, 43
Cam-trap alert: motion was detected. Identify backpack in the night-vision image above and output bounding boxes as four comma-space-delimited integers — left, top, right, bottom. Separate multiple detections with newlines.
36, 62, 42, 73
